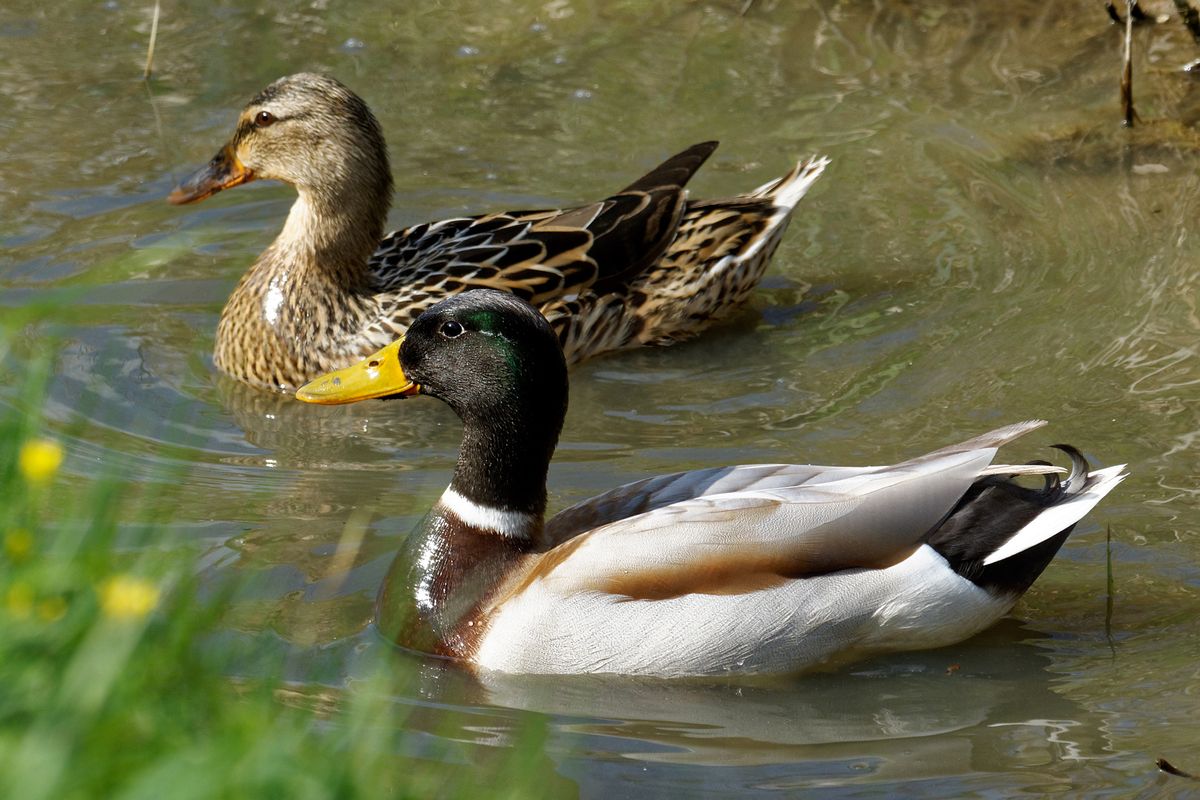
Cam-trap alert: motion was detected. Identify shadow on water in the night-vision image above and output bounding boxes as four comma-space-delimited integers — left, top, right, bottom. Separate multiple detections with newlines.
250, 620, 1121, 795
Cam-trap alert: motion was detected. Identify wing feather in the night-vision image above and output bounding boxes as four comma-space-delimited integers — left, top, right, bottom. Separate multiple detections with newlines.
366, 143, 720, 338
527, 425, 1048, 601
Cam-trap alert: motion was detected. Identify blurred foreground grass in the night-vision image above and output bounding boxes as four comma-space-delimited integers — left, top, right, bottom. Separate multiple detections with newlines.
0, 322, 568, 800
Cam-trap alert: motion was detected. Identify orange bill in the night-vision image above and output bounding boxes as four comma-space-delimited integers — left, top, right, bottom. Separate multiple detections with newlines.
295, 339, 419, 404
168, 144, 254, 205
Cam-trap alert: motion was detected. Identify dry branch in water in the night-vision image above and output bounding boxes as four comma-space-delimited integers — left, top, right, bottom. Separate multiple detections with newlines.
1106, 1, 1142, 126
143, 1, 161, 80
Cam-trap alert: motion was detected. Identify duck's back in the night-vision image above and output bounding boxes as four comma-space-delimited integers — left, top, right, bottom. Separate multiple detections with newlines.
364, 145, 829, 366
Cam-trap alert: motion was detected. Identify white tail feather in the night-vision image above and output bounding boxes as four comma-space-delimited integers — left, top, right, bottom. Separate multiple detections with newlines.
716, 157, 830, 272
753, 156, 830, 210
983, 464, 1128, 565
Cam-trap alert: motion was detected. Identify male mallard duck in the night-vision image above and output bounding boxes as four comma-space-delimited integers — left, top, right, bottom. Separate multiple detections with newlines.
169, 73, 828, 392
296, 290, 1126, 677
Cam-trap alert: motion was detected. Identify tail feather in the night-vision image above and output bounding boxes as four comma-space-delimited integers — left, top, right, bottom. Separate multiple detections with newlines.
982, 463, 1127, 566
1050, 443, 1090, 495
909, 420, 1047, 466
751, 155, 830, 210
614, 148, 827, 350
620, 141, 719, 194
689, 155, 829, 276
928, 440, 1126, 596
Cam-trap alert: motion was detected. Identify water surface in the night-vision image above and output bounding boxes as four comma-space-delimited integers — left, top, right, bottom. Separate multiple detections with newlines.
3, 0, 1200, 795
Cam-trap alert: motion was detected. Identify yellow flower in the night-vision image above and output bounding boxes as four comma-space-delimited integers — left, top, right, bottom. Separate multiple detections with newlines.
4, 529, 33, 562
6, 583, 34, 619
37, 596, 67, 623
18, 439, 63, 485
99, 576, 160, 620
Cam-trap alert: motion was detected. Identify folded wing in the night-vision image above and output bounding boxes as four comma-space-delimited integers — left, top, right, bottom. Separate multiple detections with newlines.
530, 422, 1050, 601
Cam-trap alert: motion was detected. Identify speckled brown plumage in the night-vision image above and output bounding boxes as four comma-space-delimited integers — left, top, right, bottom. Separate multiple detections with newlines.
170, 73, 828, 393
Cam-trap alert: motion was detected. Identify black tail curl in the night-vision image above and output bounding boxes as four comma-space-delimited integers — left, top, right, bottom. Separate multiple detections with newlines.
926, 445, 1093, 595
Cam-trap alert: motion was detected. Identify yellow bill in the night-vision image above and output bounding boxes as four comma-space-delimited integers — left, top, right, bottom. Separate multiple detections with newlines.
295, 339, 419, 404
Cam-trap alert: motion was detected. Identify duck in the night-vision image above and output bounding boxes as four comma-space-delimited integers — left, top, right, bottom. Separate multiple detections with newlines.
295, 290, 1126, 677
168, 73, 828, 393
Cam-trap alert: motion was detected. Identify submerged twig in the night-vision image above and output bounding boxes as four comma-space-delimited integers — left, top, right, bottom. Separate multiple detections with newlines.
143, 80, 166, 148
1104, 524, 1116, 656
1122, 0, 1137, 126
141, 1, 168, 162
143, 0, 161, 80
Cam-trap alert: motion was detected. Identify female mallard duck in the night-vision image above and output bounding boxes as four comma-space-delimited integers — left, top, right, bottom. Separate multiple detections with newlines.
169, 73, 828, 392
295, 290, 1126, 677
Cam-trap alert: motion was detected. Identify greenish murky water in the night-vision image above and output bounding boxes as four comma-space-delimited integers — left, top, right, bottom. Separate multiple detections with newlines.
4, 0, 1200, 795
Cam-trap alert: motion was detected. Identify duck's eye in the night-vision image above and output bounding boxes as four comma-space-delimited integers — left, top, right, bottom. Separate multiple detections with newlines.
254, 110, 276, 128
439, 320, 465, 339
